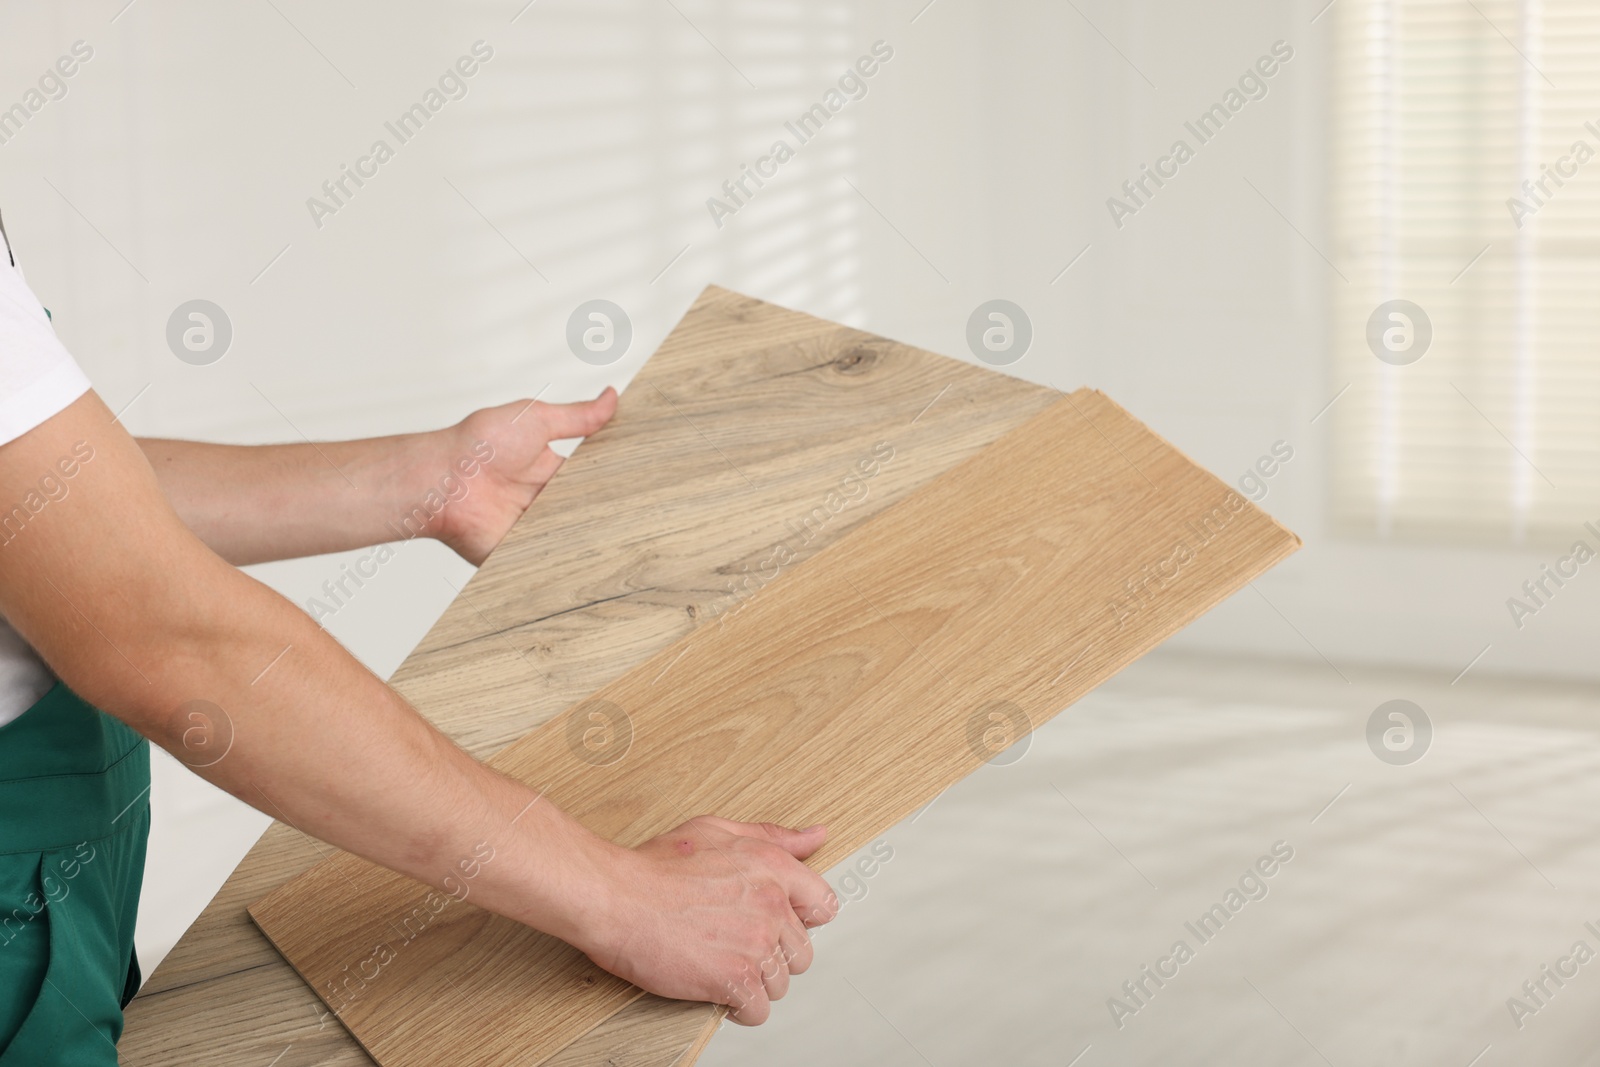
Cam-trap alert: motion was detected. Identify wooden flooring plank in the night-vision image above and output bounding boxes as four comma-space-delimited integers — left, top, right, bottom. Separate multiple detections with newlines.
248, 386, 1300, 1067
119, 286, 1058, 1067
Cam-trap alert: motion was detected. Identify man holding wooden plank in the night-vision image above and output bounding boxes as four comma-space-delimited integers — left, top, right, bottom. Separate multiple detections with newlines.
0, 217, 836, 1065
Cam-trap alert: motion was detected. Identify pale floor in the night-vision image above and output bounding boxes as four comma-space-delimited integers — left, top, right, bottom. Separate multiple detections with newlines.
139, 648, 1600, 1066
701, 651, 1600, 1067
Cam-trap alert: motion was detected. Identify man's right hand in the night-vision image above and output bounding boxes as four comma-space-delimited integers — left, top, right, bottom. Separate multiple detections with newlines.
578, 817, 839, 1024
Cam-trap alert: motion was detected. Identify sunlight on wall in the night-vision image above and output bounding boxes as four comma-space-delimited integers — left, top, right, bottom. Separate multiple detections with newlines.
439, 0, 864, 408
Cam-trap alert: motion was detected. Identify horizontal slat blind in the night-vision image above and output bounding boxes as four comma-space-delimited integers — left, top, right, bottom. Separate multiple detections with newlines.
1332, 0, 1600, 545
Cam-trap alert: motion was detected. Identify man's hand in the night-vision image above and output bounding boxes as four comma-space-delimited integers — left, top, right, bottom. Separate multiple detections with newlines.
137, 387, 618, 566
578, 817, 838, 1025
429, 388, 617, 565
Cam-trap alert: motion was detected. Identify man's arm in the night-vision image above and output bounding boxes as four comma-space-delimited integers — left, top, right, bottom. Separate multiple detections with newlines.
136, 389, 618, 566
0, 390, 835, 1023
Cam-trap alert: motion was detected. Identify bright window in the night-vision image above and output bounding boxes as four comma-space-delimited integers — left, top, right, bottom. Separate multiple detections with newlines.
1332, 0, 1600, 545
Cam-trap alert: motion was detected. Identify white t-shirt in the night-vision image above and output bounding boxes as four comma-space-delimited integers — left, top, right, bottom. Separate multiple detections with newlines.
0, 216, 94, 726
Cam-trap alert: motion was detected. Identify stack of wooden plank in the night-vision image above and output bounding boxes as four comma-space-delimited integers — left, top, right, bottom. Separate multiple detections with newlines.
246, 287, 1299, 1067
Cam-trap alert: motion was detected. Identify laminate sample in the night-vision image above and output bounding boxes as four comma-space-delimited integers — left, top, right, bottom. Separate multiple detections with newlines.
248, 380, 1301, 1066
119, 285, 1066, 1067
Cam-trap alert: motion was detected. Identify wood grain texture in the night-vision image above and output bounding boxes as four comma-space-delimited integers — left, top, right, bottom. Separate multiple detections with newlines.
248, 379, 1301, 1066
118, 285, 1061, 1067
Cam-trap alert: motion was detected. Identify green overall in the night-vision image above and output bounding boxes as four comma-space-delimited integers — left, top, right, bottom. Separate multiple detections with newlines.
0, 681, 151, 1065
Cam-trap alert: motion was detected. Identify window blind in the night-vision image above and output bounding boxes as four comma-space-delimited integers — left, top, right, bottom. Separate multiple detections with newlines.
1331, 0, 1600, 546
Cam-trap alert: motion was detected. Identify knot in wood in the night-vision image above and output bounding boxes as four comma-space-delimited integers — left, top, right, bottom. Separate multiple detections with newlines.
833, 346, 879, 376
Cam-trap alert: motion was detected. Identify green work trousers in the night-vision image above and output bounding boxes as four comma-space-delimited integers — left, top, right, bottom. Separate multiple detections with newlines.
0, 682, 150, 1065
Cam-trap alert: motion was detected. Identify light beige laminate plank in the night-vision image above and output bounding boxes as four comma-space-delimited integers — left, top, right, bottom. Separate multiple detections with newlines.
248, 382, 1300, 1067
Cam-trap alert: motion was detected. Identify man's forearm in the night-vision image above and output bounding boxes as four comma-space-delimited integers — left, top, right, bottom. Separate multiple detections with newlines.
121, 565, 625, 951
39, 489, 623, 955
137, 431, 465, 566
5, 391, 833, 1020
137, 390, 618, 568
7, 398, 622, 954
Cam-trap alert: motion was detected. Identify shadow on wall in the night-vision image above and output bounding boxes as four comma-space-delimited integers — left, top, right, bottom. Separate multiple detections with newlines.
437, 0, 870, 411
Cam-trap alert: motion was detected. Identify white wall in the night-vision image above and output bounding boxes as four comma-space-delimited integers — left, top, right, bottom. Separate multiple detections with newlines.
850, 0, 1600, 685
8, 0, 1593, 689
